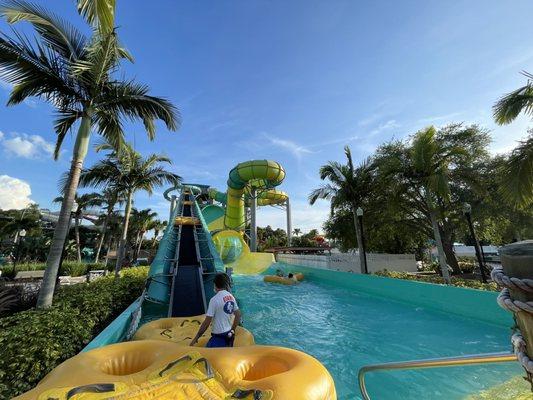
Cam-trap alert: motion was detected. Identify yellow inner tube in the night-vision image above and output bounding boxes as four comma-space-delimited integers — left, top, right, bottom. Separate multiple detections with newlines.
133, 316, 255, 347
263, 275, 302, 285
174, 216, 201, 226
17, 341, 336, 400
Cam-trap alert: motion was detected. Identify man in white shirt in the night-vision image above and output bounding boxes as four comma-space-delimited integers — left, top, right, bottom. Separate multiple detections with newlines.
190, 273, 242, 348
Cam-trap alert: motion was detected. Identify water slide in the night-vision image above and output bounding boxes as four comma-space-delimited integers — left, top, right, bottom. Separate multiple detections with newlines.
204, 160, 288, 274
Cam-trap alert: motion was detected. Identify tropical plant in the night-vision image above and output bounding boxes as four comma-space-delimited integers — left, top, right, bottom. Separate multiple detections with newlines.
309, 145, 375, 271
493, 71, 533, 207
53, 193, 102, 262
79, 143, 181, 274
93, 188, 123, 263
152, 219, 167, 240
129, 208, 158, 261
292, 228, 301, 237
0, 204, 41, 240
0, 0, 179, 308
407, 127, 454, 282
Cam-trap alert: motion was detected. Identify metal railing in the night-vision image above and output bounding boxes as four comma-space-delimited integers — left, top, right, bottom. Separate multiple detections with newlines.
358, 352, 517, 400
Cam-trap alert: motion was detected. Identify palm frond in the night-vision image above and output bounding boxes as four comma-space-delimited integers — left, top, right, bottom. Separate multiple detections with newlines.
96, 80, 180, 135
53, 109, 82, 159
0, 30, 81, 106
1, 0, 87, 59
77, 0, 115, 34
493, 81, 533, 125
308, 184, 336, 205
499, 134, 533, 207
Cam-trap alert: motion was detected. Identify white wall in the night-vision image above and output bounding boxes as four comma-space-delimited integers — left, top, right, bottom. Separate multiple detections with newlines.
277, 252, 417, 273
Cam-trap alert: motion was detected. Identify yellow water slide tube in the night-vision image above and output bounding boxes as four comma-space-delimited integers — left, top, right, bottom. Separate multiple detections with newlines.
17, 340, 336, 400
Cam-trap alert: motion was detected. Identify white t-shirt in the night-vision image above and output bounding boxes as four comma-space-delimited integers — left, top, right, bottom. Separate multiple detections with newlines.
206, 290, 239, 334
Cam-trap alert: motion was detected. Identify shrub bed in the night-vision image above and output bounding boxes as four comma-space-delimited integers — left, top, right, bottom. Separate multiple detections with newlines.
0, 267, 148, 398
374, 270, 498, 291
0, 261, 109, 279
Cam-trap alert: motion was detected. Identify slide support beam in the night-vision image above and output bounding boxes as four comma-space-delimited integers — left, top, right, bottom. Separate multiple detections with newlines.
250, 189, 257, 252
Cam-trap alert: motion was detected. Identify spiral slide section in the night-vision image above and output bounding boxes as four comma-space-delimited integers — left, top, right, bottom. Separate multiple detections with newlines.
204, 160, 287, 274
224, 160, 285, 230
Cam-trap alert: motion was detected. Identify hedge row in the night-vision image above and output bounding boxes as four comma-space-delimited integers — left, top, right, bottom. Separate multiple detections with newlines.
0, 267, 148, 399
1, 261, 109, 279
374, 270, 498, 291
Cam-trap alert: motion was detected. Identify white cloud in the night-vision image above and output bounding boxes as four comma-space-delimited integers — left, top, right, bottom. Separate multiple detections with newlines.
1, 133, 55, 159
358, 113, 383, 127
0, 175, 33, 210
263, 133, 313, 159
369, 119, 400, 137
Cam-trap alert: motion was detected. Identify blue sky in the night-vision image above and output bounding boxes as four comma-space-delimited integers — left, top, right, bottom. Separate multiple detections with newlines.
1, 0, 533, 231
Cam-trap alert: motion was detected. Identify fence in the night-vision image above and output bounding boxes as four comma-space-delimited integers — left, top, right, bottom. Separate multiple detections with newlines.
276, 252, 417, 273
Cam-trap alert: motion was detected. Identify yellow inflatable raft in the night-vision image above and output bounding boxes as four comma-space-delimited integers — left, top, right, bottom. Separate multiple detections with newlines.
263, 273, 303, 285
17, 341, 336, 400
174, 216, 201, 226
133, 315, 255, 347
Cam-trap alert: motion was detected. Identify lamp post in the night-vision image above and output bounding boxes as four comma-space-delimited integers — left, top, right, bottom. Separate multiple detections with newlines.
13, 229, 26, 269
463, 203, 487, 283
59, 201, 78, 272
356, 207, 368, 274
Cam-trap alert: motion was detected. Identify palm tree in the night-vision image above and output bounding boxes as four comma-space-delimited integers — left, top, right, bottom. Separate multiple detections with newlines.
0, 1, 179, 308
152, 219, 167, 241
79, 144, 181, 275
53, 193, 102, 262
130, 208, 158, 261
292, 228, 301, 237
93, 188, 123, 263
309, 146, 375, 272
493, 71, 533, 206
407, 126, 467, 283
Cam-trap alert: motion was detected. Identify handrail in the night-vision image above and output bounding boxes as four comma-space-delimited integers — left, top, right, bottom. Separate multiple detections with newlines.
358, 351, 517, 400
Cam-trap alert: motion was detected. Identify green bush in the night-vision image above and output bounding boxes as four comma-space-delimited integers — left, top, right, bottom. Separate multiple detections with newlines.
0, 262, 108, 279
374, 270, 498, 291
0, 267, 148, 398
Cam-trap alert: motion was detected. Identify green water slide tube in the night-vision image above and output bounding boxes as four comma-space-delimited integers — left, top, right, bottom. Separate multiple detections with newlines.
222, 160, 285, 230
208, 187, 288, 207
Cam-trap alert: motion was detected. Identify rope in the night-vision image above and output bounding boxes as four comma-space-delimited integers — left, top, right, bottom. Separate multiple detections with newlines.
493, 266, 533, 381
497, 288, 533, 314
512, 333, 533, 374
491, 267, 533, 293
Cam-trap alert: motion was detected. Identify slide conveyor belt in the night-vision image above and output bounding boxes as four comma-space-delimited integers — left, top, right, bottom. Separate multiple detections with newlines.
168, 193, 207, 317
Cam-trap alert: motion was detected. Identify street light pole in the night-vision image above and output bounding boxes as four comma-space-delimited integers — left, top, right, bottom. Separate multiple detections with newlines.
13, 229, 26, 269
463, 203, 487, 283
356, 207, 369, 274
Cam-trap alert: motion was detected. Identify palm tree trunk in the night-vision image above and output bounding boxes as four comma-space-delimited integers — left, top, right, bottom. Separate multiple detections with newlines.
37, 113, 92, 308
94, 208, 111, 263
115, 190, 133, 276
426, 196, 451, 284
351, 207, 366, 273
135, 232, 144, 262
74, 214, 82, 263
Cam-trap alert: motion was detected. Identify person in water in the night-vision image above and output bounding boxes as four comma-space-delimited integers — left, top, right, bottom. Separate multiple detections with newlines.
288, 273, 298, 282
275, 268, 284, 277
190, 273, 241, 348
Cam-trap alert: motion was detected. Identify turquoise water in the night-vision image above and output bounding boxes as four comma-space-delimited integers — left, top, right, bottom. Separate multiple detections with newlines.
233, 275, 522, 400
